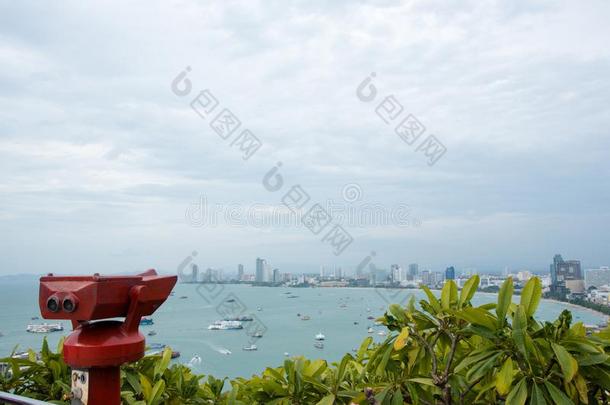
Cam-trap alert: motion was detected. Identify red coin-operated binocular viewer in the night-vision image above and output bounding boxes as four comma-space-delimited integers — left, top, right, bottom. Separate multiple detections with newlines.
39, 269, 177, 405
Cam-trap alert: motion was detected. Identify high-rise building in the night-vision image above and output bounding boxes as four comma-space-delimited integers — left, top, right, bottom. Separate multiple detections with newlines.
445, 266, 455, 280
408, 263, 418, 280
390, 264, 403, 283
550, 254, 582, 295
272, 268, 280, 283
550, 254, 563, 288
191, 264, 199, 283
255, 258, 267, 282
237, 264, 244, 281
421, 270, 430, 285
334, 266, 343, 280
585, 267, 610, 288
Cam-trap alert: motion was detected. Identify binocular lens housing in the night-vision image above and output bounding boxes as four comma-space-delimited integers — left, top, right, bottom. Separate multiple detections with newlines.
63, 297, 77, 313
46, 296, 60, 312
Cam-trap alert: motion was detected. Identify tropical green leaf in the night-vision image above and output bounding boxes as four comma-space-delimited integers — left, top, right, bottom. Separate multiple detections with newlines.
505, 377, 527, 405
544, 381, 575, 405
393, 327, 410, 351
495, 357, 513, 396
551, 343, 578, 382
459, 275, 480, 307
316, 394, 335, 405
441, 280, 457, 310
421, 285, 441, 313
496, 277, 513, 327
531, 383, 547, 405
519, 277, 542, 317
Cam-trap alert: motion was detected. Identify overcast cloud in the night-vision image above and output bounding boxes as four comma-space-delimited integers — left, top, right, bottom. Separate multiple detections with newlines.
1, 0, 609, 276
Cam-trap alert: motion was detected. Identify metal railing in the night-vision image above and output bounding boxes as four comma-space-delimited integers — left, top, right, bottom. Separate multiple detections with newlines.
0, 392, 52, 405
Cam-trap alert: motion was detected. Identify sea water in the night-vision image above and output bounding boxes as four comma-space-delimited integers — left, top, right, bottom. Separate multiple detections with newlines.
0, 281, 606, 378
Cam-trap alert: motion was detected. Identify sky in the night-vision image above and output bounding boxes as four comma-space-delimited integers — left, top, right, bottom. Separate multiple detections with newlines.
1, 0, 609, 276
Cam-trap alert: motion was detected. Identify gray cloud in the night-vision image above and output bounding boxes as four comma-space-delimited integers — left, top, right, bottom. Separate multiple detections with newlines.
1, 0, 609, 275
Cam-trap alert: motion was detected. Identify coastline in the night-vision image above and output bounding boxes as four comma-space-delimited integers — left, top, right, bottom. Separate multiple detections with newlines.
542, 297, 609, 323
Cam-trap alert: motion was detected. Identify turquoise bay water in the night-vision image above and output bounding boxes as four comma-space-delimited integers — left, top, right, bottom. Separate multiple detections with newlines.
0, 281, 607, 378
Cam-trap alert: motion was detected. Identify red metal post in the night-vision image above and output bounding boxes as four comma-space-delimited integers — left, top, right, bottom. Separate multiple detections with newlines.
38, 269, 176, 405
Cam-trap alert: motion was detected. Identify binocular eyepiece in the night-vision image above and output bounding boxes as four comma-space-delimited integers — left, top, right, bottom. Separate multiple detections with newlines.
46, 294, 78, 313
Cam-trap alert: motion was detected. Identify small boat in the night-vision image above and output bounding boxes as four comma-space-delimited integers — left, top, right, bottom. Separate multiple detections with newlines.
287, 295, 299, 299
189, 355, 202, 365
171, 351, 181, 359
148, 331, 157, 336
297, 313, 301, 317
314, 342, 324, 349
223, 316, 253, 322
367, 316, 375, 320
242, 345, 258, 351
301, 315, 311, 321
219, 349, 232, 355
251, 331, 264, 338
284, 352, 290, 357
377, 331, 387, 336
353, 321, 359, 325
367, 327, 374, 333
208, 320, 243, 330
315, 332, 325, 341
31, 316, 39, 320
226, 298, 236, 303
257, 307, 263, 311
26, 323, 63, 333
179, 296, 188, 299
140, 318, 154, 326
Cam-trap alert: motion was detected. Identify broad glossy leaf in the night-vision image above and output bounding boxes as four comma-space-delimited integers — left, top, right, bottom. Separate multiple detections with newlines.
316, 394, 335, 405
421, 285, 441, 313
544, 381, 575, 405
551, 343, 578, 382
454, 349, 498, 373
519, 277, 541, 318
496, 277, 513, 327
441, 280, 457, 310
149, 379, 165, 405
393, 327, 410, 351
459, 275, 479, 307
495, 357, 513, 396
407, 378, 435, 386
531, 383, 547, 405
573, 374, 588, 404
512, 305, 528, 359
457, 307, 497, 331
505, 377, 527, 405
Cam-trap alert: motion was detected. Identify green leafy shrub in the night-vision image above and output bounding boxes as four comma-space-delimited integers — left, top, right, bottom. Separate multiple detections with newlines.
2, 277, 610, 404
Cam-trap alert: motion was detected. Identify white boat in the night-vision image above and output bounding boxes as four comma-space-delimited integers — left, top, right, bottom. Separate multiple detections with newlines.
257, 307, 263, 311
301, 315, 311, 320
377, 331, 387, 336
251, 331, 264, 338
242, 345, 258, 351
219, 349, 232, 355
208, 320, 243, 330
189, 355, 202, 366
315, 332, 325, 340
284, 352, 290, 356
367, 327, 374, 333
26, 323, 63, 333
